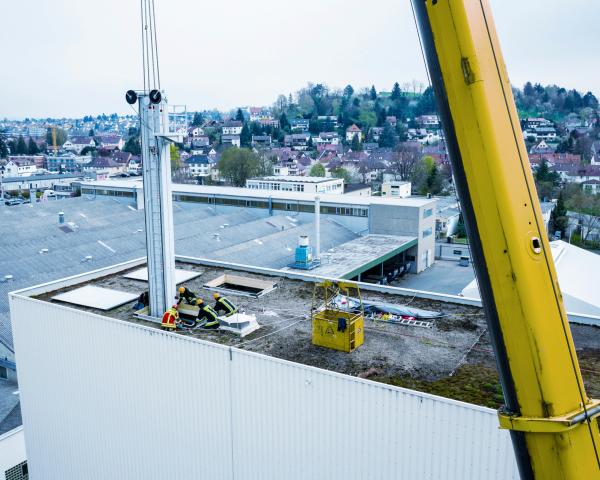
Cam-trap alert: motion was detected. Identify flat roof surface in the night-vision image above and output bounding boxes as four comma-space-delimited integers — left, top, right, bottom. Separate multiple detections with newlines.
33, 261, 488, 382
0, 196, 359, 351
80, 180, 437, 207
307, 235, 417, 279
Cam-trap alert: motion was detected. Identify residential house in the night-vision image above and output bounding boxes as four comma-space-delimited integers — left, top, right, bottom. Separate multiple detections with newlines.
386, 116, 398, 128
251, 136, 272, 147
2, 158, 37, 177
127, 156, 142, 175
346, 124, 363, 142
529, 140, 555, 155
415, 115, 439, 129
259, 118, 280, 129
222, 121, 243, 135
290, 118, 310, 133
273, 165, 289, 176
317, 116, 339, 130
313, 132, 340, 145
185, 155, 213, 178
284, 133, 311, 150
591, 142, 600, 165
63, 136, 96, 154
221, 135, 241, 148
97, 135, 125, 151
191, 136, 210, 148
81, 157, 124, 176
7, 154, 45, 169
559, 165, 600, 183
369, 127, 384, 142
582, 180, 600, 195
188, 126, 205, 137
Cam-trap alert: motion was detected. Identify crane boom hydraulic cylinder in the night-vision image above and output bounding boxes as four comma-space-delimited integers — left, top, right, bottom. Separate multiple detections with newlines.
411, 0, 600, 478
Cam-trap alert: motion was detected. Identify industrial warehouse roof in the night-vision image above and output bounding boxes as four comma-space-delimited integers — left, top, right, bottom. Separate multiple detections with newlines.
461, 240, 600, 317
0, 196, 364, 351
306, 235, 417, 279
79, 179, 437, 207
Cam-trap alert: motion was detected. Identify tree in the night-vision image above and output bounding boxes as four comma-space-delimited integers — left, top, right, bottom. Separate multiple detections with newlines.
422, 161, 443, 195
565, 186, 600, 244
217, 148, 260, 187
549, 190, 568, 238
258, 153, 275, 176
370, 85, 377, 101
343, 85, 354, 98
309, 163, 326, 177
28, 137, 40, 155
80, 146, 96, 156
15, 135, 28, 155
123, 137, 141, 155
191, 112, 204, 126
170, 144, 181, 171
378, 123, 397, 149
45, 127, 67, 148
389, 143, 421, 180
88, 129, 95, 137
523, 81, 535, 97
391, 82, 401, 101
534, 158, 560, 200
240, 124, 251, 147
351, 134, 362, 152
331, 167, 351, 184
0, 136, 8, 158
279, 112, 290, 132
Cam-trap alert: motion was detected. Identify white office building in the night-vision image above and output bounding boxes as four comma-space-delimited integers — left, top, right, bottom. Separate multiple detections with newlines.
246, 176, 344, 194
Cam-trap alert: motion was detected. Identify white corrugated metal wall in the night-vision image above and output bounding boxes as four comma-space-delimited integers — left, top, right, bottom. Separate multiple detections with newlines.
10, 294, 519, 479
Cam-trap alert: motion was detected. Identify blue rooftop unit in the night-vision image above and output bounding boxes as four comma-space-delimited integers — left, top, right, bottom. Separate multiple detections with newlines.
289, 235, 320, 270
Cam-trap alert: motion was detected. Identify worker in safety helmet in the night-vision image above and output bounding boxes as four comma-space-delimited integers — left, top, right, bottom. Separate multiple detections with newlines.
212, 293, 237, 317
161, 304, 180, 331
195, 299, 220, 330
177, 286, 197, 305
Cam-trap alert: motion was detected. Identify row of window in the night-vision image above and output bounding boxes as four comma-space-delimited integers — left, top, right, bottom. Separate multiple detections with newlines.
172, 194, 368, 217
248, 182, 306, 192
82, 188, 134, 198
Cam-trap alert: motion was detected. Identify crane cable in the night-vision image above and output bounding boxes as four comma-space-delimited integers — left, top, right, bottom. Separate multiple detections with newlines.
139, 0, 161, 94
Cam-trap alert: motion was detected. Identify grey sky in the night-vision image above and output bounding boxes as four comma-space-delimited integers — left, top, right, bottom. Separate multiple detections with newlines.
1, 0, 599, 118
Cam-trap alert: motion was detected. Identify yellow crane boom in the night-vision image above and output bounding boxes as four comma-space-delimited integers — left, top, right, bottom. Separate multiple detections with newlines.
412, 0, 600, 478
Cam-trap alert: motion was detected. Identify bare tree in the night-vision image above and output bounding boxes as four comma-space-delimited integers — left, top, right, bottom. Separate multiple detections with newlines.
388, 144, 422, 181
566, 186, 600, 242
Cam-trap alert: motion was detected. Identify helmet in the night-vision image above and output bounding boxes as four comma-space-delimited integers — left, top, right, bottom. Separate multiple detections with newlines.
196, 298, 204, 305
178, 287, 185, 294
172, 304, 178, 309
213, 293, 220, 299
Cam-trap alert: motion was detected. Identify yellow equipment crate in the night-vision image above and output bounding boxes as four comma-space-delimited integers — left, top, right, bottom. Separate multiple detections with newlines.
312, 309, 364, 353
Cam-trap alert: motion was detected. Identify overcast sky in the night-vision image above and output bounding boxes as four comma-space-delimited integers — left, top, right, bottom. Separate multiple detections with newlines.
1, 1, 599, 119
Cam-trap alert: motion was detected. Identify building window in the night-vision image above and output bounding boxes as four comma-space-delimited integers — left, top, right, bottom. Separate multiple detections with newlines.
0, 366, 7, 379
422, 227, 433, 238
453, 249, 462, 255
423, 208, 433, 219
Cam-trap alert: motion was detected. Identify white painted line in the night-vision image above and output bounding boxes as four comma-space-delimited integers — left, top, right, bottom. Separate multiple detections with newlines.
128, 205, 136, 211
98, 240, 116, 253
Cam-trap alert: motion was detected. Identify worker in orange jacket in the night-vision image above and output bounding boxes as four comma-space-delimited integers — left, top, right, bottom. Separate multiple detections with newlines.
161, 304, 180, 331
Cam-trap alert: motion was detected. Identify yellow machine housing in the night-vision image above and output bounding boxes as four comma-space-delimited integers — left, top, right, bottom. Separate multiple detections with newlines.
311, 281, 364, 353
